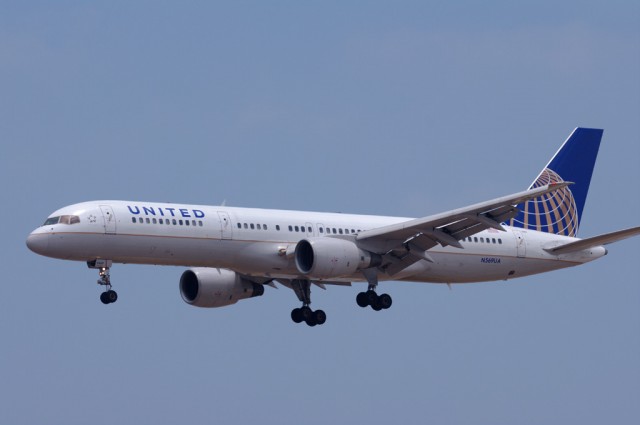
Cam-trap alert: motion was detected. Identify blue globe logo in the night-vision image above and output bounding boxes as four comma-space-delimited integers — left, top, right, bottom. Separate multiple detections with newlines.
509, 168, 579, 237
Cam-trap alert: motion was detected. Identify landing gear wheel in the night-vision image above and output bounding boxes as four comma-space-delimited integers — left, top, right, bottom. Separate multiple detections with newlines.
356, 292, 369, 307
379, 293, 392, 309
291, 308, 303, 323
301, 306, 313, 321
365, 290, 378, 305
100, 290, 118, 304
314, 309, 327, 325
371, 297, 383, 311
107, 290, 118, 303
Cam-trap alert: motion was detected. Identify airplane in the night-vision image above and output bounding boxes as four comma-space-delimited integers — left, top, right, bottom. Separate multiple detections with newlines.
26, 128, 640, 327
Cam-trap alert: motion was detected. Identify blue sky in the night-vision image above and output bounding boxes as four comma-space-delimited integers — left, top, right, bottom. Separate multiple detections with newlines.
1, 2, 639, 424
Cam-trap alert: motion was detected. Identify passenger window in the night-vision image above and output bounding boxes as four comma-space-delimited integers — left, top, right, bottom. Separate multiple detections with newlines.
257, 224, 261, 230
474, 237, 478, 242
185, 220, 190, 226
498, 239, 502, 244
263, 224, 268, 230
319, 228, 324, 233
180, 220, 184, 225
192, 220, 196, 226
288, 225, 293, 231
492, 238, 496, 243
199, 221, 203, 226
339, 229, 343, 234
332, 228, 337, 234
250, 223, 255, 229
172, 219, 177, 225
159, 219, 163, 224
276, 225, 280, 231
146, 218, 150, 224
237, 223, 241, 229
132, 217, 136, 223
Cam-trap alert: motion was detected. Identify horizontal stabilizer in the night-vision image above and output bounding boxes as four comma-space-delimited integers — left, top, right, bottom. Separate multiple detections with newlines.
545, 226, 640, 255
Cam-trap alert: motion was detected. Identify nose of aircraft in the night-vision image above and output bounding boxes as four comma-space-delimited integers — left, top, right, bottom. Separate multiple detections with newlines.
26, 232, 49, 255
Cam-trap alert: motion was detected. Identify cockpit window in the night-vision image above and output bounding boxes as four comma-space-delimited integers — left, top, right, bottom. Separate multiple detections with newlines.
60, 215, 81, 224
43, 215, 80, 226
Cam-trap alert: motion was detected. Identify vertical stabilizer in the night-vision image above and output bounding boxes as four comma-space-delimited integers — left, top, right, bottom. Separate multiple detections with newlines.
509, 128, 603, 237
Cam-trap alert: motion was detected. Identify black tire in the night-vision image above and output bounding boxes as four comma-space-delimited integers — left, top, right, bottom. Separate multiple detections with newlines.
371, 296, 383, 311
356, 292, 369, 307
365, 290, 378, 305
314, 309, 327, 325
100, 292, 109, 304
291, 308, 303, 323
106, 290, 118, 303
305, 316, 317, 327
301, 306, 313, 321
379, 293, 392, 309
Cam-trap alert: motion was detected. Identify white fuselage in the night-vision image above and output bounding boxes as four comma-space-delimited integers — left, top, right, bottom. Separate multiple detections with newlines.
26, 200, 607, 285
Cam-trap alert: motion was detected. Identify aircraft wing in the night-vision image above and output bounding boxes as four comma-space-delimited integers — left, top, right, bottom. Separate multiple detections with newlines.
356, 183, 571, 275
545, 226, 640, 255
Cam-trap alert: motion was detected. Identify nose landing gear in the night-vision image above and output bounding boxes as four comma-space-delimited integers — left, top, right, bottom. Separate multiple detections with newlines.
88, 259, 118, 305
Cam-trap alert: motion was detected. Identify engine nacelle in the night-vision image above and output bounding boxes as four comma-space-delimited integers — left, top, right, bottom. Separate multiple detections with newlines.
179, 268, 264, 308
294, 237, 380, 279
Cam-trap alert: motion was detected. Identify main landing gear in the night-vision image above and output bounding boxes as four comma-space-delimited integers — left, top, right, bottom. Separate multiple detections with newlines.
357, 269, 392, 311
88, 259, 118, 305
291, 306, 326, 327
290, 279, 326, 327
356, 287, 392, 311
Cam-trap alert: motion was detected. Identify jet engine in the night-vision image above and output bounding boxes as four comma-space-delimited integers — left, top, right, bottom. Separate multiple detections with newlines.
294, 237, 381, 279
179, 268, 264, 308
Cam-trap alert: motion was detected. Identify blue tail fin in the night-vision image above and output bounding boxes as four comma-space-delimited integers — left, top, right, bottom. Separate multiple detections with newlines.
509, 128, 603, 237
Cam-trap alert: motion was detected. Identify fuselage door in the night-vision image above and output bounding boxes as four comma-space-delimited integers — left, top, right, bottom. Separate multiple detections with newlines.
217, 211, 233, 240
513, 230, 526, 258
99, 205, 117, 234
